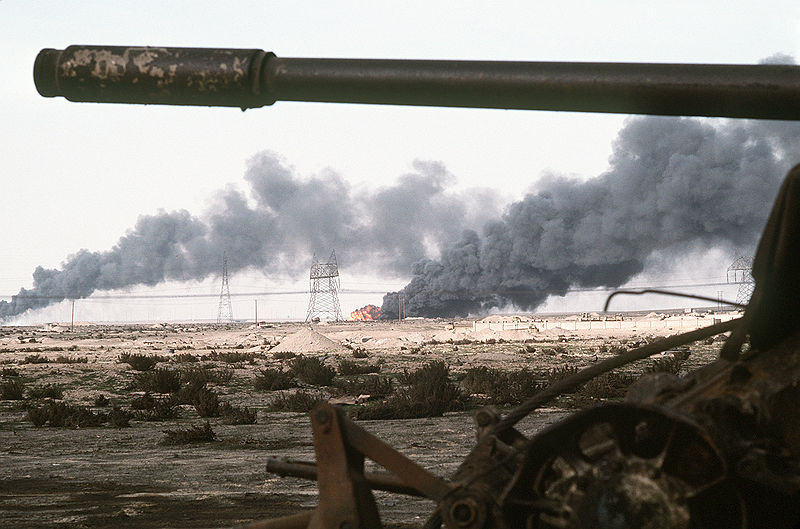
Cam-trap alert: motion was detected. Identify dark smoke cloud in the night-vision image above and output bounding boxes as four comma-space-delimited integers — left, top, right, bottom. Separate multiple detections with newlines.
0, 157, 499, 321
382, 116, 800, 318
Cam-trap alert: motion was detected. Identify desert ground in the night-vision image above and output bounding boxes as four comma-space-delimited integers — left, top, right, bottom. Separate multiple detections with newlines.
0, 311, 736, 528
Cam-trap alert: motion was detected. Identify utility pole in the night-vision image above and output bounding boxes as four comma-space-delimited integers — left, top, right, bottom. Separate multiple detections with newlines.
70, 300, 75, 332
217, 252, 234, 323
254, 299, 258, 326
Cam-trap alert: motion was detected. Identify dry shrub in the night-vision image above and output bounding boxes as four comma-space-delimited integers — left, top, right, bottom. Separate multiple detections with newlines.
162, 421, 216, 445
337, 360, 380, 375
463, 367, 543, 406
130, 393, 156, 410
546, 365, 580, 385
647, 349, 691, 375
1, 367, 20, 377
134, 397, 179, 421
28, 401, 105, 428
181, 366, 233, 387
288, 356, 335, 386
94, 394, 110, 407
54, 355, 88, 364
268, 390, 326, 412
272, 351, 296, 360
220, 402, 257, 424
172, 353, 199, 363
253, 368, 297, 391
27, 384, 64, 400
580, 372, 637, 400
23, 354, 48, 364
335, 375, 393, 398
193, 387, 220, 417
108, 407, 132, 428
358, 361, 461, 420
131, 368, 181, 393
118, 353, 166, 371
1, 379, 25, 400
351, 349, 369, 359
208, 351, 260, 364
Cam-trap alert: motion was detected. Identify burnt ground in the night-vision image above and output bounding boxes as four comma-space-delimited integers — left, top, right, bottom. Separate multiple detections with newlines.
0, 320, 722, 528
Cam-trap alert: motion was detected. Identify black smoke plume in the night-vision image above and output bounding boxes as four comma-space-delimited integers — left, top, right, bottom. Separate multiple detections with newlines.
0, 158, 499, 321
382, 116, 800, 318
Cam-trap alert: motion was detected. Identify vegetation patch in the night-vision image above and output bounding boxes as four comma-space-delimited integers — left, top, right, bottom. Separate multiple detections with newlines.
54, 355, 88, 364
462, 366, 544, 406
357, 361, 462, 420
220, 402, 257, 424
161, 421, 217, 445
192, 387, 220, 417
118, 353, 167, 371
94, 394, 110, 407
335, 375, 393, 398
108, 407, 132, 427
647, 349, 691, 375
268, 390, 327, 412
253, 368, 297, 391
337, 360, 380, 375
1, 367, 21, 377
272, 351, 296, 360
27, 401, 106, 428
130, 368, 182, 393
27, 384, 64, 400
1, 379, 25, 400
171, 353, 199, 363
289, 356, 335, 386
23, 354, 49, 364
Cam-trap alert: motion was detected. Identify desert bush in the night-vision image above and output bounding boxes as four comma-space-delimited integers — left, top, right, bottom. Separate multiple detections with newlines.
134, 397, 179, 421
161, 421, 217, 445
130, 393, 156, 410
580, 372, 637, 400
351, 348, 369, 359
181, 366, 233, 387
647, 350, 690, 376
1, 367, 20, 377
335, 375, 393, 398
131, 368, 181, 393
253, 368, 297, 391
208, 351, 260, 364
193, 387, 220, 417
463, 367, 544, 406
172, 353, 199, 363
54, 355, 88, 364
268, 390, 326, 412
23, 354, 48, 364
94, 394, 110, 407
359, 361, 461, 420
31, 401, 105, 428
337, 360, 380, 375
108, 407, 132, 427
1, 379, 25, 400
27, 384, 64, 400
118, 352, 166, 371
546, 365, 580, 385
27, 405, 50, 427
220, 402, 257, 424
288, 356, 335, 386
272, 351, 296, 360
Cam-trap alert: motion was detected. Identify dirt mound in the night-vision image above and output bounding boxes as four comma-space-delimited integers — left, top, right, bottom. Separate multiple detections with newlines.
270, 327, 349, 354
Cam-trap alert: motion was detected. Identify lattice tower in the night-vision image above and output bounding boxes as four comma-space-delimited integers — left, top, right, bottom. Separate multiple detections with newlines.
217, 252, 234, 323
727, 251, 754, 307
305, 250, 343, 322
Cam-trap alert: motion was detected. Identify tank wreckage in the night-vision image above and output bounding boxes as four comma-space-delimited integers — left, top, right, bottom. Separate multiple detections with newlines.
34, 46, 800, 528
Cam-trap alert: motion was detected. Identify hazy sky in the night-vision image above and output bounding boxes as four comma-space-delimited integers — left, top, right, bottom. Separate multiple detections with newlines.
2, 2, 799, 323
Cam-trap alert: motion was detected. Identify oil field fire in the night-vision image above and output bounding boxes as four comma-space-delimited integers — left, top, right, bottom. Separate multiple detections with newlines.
349, 304, 381, 321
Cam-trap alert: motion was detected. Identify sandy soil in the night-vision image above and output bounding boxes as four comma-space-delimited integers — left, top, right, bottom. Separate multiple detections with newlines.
0, 315, 727, 528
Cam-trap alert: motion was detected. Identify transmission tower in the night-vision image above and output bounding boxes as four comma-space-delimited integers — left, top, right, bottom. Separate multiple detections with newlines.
727, 251, 754, 307
217, 252, 234, 323
305, 250, 344, 322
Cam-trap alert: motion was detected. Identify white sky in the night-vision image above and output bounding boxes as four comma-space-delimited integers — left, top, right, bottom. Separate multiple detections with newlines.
2, 1, 799, 323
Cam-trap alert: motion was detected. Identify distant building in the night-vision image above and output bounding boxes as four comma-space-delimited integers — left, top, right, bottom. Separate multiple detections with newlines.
473, 315, 535, 332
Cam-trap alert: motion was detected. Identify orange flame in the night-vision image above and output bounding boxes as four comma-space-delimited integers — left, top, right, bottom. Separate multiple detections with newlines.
350, 304, 381, 321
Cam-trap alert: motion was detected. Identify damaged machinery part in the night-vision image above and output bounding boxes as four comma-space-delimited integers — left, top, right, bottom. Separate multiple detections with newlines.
33, 45, 800, 528
34, 45, 800, 119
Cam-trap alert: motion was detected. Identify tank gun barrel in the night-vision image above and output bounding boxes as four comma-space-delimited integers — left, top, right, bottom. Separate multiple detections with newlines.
35, 45, 800, 119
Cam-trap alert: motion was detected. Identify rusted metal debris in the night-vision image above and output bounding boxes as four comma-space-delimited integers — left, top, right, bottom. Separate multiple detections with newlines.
33, 45, 800, 528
